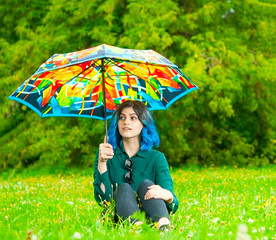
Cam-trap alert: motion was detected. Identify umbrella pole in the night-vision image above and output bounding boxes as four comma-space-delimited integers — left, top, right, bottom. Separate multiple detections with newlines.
101, 58, 108, 140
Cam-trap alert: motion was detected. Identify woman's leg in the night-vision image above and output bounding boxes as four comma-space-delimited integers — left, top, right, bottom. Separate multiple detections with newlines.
137, 179, 170, 223
114, 183, 140, 222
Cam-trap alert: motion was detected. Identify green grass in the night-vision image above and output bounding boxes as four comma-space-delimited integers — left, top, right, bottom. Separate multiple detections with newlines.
0, 166, 275, 239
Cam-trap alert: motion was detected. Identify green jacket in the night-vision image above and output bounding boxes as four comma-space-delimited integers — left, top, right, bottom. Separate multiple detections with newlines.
93, 144, 178, 214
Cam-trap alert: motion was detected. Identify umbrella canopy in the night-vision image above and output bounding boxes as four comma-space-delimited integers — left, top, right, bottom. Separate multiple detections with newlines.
9, 44, 198, 134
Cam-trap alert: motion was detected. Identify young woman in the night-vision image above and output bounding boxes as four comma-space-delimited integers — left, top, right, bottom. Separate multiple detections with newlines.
93, 100, 178, 230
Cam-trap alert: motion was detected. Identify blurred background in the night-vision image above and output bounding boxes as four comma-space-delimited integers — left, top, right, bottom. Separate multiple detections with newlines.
0, 0, 275, 170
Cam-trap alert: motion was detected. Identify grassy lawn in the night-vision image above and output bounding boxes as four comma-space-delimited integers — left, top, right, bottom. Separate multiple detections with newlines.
0, 166, 275, 239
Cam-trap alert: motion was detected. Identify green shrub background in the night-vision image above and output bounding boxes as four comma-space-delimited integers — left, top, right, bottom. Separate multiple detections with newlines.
0, 0, 275, 169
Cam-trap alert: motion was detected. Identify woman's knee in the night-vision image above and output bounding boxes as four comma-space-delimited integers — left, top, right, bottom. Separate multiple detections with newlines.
139, 179, 154, 189
115, 183, 132, 198
138, 179, 154, 196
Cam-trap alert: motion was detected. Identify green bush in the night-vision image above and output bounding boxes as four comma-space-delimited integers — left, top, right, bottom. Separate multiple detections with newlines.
0, 0, 275, 169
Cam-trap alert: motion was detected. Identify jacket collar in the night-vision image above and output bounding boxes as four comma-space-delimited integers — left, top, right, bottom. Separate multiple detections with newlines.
115, 143, 147, 159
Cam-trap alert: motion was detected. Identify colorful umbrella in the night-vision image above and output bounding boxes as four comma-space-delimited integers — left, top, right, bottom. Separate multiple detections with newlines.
9, 44, 198, 135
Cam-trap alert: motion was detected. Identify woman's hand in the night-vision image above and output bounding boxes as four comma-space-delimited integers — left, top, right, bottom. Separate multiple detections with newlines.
98, 142, 114, 162
144, 185, 174, 204
98, 137, 114, 175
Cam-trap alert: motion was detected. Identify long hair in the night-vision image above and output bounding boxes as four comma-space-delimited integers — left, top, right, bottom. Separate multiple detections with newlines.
108, 100, 160, 151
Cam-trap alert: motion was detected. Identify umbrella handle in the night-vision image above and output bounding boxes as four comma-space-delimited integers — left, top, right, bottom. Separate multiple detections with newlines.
101, 58, 108, 139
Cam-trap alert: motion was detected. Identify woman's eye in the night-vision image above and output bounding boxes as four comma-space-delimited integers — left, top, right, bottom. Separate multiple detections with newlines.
119, 116, 125, 120
131, 116, 137, 120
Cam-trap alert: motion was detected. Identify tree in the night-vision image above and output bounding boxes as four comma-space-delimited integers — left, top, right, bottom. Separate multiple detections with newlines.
0, 0, 275, 170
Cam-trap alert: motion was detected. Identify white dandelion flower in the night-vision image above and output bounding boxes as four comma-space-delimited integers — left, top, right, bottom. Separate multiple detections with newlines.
236, 224, 251, 240
238, 224, 248, 234
248, 218, 254, 224
31, 234, 38, 240
73, 232, 81, 239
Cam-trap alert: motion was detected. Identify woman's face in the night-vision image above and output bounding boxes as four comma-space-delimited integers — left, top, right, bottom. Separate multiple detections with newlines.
118, 107, 144, 141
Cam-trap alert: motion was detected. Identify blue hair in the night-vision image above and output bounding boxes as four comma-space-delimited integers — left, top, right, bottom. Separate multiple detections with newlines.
107, 100, 160, 151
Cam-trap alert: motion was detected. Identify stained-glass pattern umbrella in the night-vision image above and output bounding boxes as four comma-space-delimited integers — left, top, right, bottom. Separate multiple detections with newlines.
9, 44, 198, 135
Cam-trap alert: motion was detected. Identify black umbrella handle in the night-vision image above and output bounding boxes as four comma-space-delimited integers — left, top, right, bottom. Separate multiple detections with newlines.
101, 58, 108, 139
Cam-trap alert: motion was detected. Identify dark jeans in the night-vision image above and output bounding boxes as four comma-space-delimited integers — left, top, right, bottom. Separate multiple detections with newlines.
114, 179, 169, 223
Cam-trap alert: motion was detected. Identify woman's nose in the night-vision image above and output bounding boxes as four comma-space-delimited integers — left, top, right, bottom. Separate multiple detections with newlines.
124, 117, 130, 124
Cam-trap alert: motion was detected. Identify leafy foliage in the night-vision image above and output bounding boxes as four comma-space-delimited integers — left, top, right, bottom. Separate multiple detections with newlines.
0, 0, 275, 169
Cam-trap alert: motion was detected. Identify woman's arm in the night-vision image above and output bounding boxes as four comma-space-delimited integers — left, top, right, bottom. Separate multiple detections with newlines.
93, 142, 114, 204
144, 184, 174, 203
97, 142, 114, 193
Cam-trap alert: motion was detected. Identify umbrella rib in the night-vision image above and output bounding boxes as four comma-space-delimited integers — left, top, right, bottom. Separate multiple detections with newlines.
42, 60, 98, 110
108, 58, 168, 103
108, 58, 144, 77
76, 61, 104, 115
